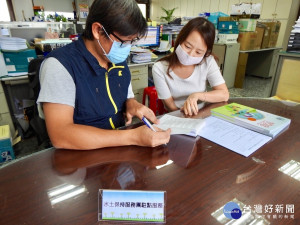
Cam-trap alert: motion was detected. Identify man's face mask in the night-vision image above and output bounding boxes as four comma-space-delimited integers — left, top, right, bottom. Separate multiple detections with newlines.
97, 26, 132, 64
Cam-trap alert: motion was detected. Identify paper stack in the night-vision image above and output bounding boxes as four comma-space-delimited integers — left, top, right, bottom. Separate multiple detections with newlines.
0, 37, 28, 51
152, 40, 171, 53
130, 47, 152, 63
287, 16, 300, 53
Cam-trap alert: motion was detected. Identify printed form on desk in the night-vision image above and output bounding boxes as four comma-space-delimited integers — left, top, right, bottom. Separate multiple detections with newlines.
155, 114, 205, 137
198, 116, 272, 157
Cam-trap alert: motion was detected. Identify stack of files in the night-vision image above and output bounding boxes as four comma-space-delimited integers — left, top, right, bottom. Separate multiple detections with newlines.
291, 16, 300, 33
211, 103, 291, 138
287, 16, 300, 53
162, 25, 183, 33
40, 39, 72, 50
0, 37, 28, 51
131, 47, 152, 63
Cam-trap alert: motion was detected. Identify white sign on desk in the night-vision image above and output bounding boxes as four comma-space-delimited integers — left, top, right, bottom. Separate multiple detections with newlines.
98, 189, 166, 223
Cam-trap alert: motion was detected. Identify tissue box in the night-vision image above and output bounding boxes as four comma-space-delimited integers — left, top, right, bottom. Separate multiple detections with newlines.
3, 49, 36, 73
0, 125, 15, 163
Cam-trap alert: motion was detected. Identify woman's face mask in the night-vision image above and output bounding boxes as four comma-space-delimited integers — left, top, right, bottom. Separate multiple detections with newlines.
175, 44, 204, 66
97, 27, 131, 64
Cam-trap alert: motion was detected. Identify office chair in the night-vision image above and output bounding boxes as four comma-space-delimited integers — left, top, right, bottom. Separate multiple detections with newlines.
28, 58, 52, 148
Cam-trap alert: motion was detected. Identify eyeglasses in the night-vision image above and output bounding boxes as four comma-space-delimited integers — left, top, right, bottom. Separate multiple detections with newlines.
111, 32, 140, 47
101, 26, 139, 47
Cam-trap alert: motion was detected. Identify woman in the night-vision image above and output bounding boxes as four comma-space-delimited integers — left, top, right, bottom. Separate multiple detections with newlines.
153, 17, 229, 116
37, 0, 170, 150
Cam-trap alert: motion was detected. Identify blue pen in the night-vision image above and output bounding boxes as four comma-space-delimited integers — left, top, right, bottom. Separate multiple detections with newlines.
142, 117, 156, 132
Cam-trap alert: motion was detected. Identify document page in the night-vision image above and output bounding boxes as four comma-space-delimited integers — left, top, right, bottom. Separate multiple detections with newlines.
198, 116, 272, 157
156, 114, 205, 137
7, 72, 28, 76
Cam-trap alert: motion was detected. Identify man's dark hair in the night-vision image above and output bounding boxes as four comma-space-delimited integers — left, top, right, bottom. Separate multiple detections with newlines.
82, 0, 147, 40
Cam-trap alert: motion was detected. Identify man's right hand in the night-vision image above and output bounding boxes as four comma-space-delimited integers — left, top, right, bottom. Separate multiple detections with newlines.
133, 125, 171, 147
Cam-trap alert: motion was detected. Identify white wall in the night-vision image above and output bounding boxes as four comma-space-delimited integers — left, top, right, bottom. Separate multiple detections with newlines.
150, 0, 296, 48
12, 0, 75, 22
12, 0, 34, 21
34, 0, 74, 12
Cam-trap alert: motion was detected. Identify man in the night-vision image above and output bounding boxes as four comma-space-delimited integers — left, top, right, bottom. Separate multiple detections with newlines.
37, 0, 170, 150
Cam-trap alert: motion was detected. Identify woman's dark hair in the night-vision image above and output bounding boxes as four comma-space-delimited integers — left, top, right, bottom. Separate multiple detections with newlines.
82, 0, 147, 40
160, 17, 215, 77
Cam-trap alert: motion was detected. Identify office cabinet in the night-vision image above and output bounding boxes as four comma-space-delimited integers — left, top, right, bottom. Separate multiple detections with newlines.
271, 52, 300, 102
0, 82, 15, 135
129, 65, 148, 103
212, 43, 240, 88
245, 48, 280, 78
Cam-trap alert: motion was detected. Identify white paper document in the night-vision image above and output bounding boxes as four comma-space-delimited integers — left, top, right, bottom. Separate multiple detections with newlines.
156, 114, 205, 137
7, 72, 28, 76
198, 116, 272, 157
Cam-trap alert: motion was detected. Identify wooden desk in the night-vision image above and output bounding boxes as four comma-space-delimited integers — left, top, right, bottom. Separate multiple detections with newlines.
0, 98, 299, 225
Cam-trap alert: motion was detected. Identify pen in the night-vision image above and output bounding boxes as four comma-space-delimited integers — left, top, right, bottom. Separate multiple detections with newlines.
142, 117, 156, 132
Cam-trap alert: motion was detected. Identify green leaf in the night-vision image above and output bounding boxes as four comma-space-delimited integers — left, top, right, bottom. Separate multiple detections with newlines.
161, 7, 177, 22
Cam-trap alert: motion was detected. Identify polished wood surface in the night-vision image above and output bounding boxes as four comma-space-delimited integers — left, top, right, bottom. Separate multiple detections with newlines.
0, 98, 299, 225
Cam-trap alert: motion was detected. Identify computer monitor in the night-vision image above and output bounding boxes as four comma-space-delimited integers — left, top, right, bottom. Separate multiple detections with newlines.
135, 26, 160, 47
10, 27, 48, 45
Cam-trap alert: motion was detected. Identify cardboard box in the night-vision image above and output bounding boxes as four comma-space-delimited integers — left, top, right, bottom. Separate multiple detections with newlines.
218, 21, 239, 30
0, 125, 15, 163
3, 49, 37, 73
259, 21, 281, 48
218, 29, 239, 34
239, 19, 257, 32
208, 15, 219, 29
260, 27, 270, 49
218, 34, 239, 44
234, 53, 248, 88
231, 3, 261, 17
255, 26, 265, 49
268, 25, 280, 47
207, 11, 229, 28
219, 16, 239, 22
238, 32, 258, 50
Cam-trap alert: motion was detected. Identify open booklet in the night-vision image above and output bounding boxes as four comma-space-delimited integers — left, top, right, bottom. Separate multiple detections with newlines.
155, 114, 205, 137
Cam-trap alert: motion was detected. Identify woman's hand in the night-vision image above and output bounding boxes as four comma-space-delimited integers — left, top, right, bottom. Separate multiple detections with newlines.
133, 125, 171, 147
182, 93, 201, 116
125, 98, 159, 125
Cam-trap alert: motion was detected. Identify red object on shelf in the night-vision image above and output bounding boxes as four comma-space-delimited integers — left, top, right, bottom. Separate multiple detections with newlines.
69, 34, 78, 41
142, 86, 167, 115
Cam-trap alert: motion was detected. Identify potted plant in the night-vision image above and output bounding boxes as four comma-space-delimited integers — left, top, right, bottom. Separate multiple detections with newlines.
160, 7, 177, 23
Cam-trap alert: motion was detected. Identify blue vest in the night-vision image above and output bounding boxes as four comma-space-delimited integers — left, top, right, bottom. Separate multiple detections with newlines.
47, 37, 131, 129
